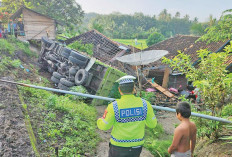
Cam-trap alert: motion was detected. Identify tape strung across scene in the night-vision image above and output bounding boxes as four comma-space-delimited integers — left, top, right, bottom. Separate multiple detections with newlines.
0, 79, 231, 124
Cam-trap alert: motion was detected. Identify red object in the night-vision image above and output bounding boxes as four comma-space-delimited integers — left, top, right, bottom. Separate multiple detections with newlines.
103, 109, 108, 119
0, 33, 2, 38
169, 87, 178, 94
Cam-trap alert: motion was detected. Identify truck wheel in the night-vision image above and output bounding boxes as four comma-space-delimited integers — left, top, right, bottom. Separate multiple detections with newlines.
70, 51, 88, 61
69, 76, 75, 82
75, 69, 89, 86
58, 83, 70, 91
69, 66, 79, 75
60, 78, 75, 87
53, 72, 64, 79
51, 76, 60, 84
69, 56, 87, 67
48, 66, 54, 73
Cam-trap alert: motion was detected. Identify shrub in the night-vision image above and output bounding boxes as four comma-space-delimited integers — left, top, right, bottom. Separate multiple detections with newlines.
68, 41, 94, 56
69, 86, 89, 101
0, 39, 15, 55
144, 123, 172, 157
222, 103, 232, 117
146, 32, 165, 46
136, 91, 156, 102
11, 59, 21, 68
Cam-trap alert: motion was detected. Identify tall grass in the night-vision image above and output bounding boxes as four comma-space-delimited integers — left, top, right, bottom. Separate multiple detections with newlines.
0, 39, 15, 55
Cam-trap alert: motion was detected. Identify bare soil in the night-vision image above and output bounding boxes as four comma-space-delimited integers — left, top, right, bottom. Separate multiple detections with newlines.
156, 111, 180, 135
195, 138, 232, 157
0, 77, 35, 157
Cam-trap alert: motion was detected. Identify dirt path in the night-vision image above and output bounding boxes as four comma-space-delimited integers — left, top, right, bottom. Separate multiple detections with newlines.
95, 106, 154, 157
156, 110, 180, 135
0, 77, 35, 157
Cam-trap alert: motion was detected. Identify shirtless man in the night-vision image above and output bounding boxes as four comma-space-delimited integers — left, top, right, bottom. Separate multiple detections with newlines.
168, 102, 197, 157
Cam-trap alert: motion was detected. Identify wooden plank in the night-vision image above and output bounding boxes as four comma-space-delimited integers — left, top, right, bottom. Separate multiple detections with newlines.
23, 9, 53, 22
148, 79, 174, 98
162, 67, 170, 88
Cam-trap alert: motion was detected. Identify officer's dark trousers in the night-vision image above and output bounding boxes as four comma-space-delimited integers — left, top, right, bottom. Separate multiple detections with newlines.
109, 143, 142, 157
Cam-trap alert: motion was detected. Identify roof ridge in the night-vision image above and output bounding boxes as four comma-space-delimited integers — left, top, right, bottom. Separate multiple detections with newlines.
174, 34, 201, 38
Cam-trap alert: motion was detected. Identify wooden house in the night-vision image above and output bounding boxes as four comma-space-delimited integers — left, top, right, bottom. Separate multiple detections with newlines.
10, 6, 58, 40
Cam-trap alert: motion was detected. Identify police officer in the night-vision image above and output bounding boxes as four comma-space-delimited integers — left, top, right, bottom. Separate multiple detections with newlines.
97, 75, 157, 157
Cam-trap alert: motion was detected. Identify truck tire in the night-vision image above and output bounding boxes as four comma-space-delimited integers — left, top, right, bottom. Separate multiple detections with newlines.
69, 76, 75, 82
51, 76, 60, 84
53, 72, 64, 79
75, 69, 89, 86
69, 66, 79, 75
60, 78, 75, 87
58, 83, 70, 91
69, 56, 87, 67
70, 51, 88, 61
48, 66, 54, 73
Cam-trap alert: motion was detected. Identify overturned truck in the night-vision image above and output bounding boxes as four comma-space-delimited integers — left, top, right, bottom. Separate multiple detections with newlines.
38, 37, 125, 105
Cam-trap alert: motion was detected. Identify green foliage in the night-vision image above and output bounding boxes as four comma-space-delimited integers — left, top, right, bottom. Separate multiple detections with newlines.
90, 20, 104, 33
136, 91, 156, 102
163, 43, 232, 139
192, 113, 222, 139
222, 103, 232, 117
69, 86, 89, 101
0, 56, 22, 73
0, 39, 15, 55
146, 123, 164, 138
219, 125, 232, 144
29, 0, 84, 28
146, 32, 165, 46
11, 59, 21, 68
18, 81, 100, 156
0, 0, 32, 13
68, 41, 94, 56
8, 36, 37, 57
88, 10, 194, 39
198, 9, 232, 43
144, 124, 172, 157
190, 23, 207, 36
113, 39, 148, 50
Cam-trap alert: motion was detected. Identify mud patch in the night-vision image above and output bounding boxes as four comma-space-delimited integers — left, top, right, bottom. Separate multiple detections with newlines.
0, 77, 35, 156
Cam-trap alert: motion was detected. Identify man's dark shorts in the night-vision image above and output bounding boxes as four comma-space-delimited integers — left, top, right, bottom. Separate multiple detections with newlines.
109, 143, 142, 157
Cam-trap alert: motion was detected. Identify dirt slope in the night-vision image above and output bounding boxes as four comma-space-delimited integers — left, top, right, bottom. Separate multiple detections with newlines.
0, 77, 35, 157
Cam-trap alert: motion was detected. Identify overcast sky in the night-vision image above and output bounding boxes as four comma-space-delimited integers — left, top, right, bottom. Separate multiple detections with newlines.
76, 0, 231, 22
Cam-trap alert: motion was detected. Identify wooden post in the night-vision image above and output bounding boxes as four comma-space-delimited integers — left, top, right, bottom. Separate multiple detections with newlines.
162, 67, 170, 88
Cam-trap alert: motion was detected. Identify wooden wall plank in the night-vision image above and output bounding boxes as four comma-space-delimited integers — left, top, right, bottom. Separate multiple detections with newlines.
22, 8, 56, 40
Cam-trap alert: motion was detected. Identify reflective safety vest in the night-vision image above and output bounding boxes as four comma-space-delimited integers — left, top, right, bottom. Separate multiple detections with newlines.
97, 95, 157, 147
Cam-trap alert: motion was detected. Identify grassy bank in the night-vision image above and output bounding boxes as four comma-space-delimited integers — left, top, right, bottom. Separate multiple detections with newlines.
18, 80, 100, 156
113, 39, 148, 50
